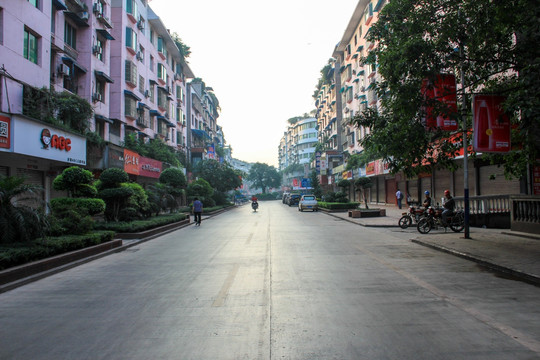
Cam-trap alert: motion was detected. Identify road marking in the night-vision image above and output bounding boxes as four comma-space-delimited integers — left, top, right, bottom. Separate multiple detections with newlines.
212, 263, 240, 307
246, 233, 253, 245
354, 244, 540, 354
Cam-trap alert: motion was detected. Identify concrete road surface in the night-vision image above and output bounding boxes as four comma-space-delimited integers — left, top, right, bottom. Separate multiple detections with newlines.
1, 201, 539, 359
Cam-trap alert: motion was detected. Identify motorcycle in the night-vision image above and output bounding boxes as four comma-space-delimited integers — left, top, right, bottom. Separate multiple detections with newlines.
416, 206, 464, 234
251, 201, 259, 212
398, 205, 427, 229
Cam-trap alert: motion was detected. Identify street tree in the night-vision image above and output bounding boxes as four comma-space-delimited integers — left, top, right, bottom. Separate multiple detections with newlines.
247, 163, 281, 194
351, 0, 539, 179
193, 160, 242, 193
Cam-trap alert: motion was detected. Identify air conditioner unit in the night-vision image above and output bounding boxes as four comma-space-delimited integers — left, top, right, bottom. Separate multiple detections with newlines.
78, 11, 89, 21
92, 45, 102, 55
166, 86, 172, 94
137, 21, 144, 30
136, 51, 143, 61
58, 64, 70, 76
92, 93, 102, 102
144, 90, 150, 98
93, 2, 103, 15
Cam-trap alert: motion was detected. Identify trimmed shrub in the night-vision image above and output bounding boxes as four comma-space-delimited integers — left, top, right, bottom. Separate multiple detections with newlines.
50, 197, 105, 216
318, 202, 360, 210
94, 214, 187, 233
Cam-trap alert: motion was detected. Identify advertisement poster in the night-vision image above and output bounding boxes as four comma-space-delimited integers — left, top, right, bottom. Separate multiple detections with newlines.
366, 161, 375, 176
0, 115, 11, 150
422, 74, 459, 131
473, 95, 510, 153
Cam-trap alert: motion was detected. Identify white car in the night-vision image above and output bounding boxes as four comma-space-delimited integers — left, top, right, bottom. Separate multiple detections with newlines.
298, 195, 318, 212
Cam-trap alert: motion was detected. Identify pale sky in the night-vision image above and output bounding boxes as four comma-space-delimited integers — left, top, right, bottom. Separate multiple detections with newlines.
149, 0, 360, 167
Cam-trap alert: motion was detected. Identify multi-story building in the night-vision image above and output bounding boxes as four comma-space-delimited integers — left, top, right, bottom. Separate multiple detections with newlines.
0, 0, 224, 201
319, 0, 521, 205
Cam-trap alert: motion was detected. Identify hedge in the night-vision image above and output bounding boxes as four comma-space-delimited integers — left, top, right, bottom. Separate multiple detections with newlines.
317, 202, 360, 210
94, 213, 188, 233
0, 231, 115, 270
50, 197, 106, 215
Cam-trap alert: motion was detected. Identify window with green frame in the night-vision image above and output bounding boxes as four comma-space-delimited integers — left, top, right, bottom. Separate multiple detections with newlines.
157, 63, 167, 82
64, 22, 76, 49
126, 0, 137, 17
125, 27, 137, 52
23, 28, 38, 64
27, 0, 38, 8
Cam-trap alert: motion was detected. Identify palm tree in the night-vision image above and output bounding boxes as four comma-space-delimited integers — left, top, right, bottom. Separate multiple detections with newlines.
0, 176, 48, 243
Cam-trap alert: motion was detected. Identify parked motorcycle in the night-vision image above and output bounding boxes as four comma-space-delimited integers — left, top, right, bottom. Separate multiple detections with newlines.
398, 205, 427, 229
251, 201, 259, 212
416, 206, 464, 234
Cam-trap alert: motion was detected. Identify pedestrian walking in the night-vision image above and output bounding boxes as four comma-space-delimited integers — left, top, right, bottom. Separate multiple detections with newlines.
192, 197, 203, 226
396, 188, 404, 209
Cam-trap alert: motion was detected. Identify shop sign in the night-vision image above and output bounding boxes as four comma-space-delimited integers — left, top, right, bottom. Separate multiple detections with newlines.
0, 115, 11, 150
207, 144, 215, 159
473, 95, 510, 153
366, 161, 375, 176
124, 149, 140, 175
13, 116, 86, 165
139, 156, 162, 178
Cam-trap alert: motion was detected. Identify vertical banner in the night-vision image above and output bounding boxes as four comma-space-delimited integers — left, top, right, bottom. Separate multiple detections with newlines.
473, 95, 510, 153
207, 144, 215, 159
422, 74, 459, 131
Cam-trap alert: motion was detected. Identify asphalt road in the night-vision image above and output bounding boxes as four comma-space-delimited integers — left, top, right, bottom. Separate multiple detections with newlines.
1, 201, 539, 359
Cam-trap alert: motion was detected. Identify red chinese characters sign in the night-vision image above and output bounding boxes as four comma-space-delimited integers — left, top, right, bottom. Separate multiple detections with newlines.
124, 149, 140, 175
0, 115, 11, 149
422, 74, 459, 131
473, 95, 510, 153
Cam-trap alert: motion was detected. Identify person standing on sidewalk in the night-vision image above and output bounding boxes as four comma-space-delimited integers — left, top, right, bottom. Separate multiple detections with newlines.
396, 188, 404, 209
192, 198, 203, 226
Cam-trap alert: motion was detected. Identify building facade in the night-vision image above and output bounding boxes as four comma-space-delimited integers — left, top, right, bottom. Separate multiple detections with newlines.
0, 0, 224, 202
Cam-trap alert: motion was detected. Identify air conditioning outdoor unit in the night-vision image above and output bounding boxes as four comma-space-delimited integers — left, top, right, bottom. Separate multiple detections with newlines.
93, 2, 103, 14
136, 51, 143, 61
92, 93, 102, 102
58, 64, 70, 76
78, 11, 89, 21
93, 45, 102, 55
144, 90, 150, 98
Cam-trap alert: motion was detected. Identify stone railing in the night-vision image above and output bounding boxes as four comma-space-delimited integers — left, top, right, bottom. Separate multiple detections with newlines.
453, 195, 511, 214
510, 195, 540, 234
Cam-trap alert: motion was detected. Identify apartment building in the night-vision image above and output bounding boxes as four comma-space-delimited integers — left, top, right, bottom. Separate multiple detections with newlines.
0, 0, 223, 200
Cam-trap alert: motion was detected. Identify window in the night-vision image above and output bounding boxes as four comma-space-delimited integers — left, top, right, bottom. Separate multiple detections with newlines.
126, 0, 138, 19
0, 8, 4, 45
28, 0, 38, 8
149, 55, 155, 73
94, 37, 104, 61
157, 63, 166, 83
23, 28, 38, 64
157, 37, 167, 58
149, 82, 155, 103
157, 87, 168, 110
125, 95, 137, 118
139, 75, 144, 93
125, 60, 137, 86
64, 22, 76, 49
125, 27, 137, 52
94, 78, 105, 102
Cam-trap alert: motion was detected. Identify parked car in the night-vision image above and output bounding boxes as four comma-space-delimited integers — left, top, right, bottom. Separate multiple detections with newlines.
298, 195, 318, 212
287, 194, 301, 206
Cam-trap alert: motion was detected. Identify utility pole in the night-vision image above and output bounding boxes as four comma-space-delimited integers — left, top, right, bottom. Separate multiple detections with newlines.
459, 21, 471, 239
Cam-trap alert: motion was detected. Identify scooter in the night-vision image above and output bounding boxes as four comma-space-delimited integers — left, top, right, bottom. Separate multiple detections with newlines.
251, 201, 259, 212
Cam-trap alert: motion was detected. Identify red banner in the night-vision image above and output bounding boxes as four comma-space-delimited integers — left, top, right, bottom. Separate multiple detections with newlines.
139, 156, 162, 178
473, 95, 510, 153
422, 74, 459, 131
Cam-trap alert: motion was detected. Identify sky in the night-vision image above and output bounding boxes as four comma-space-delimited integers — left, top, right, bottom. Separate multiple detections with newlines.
149, 0, 360, 167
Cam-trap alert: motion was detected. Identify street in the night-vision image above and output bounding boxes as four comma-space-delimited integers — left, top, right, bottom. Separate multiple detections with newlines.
1, 201, 539, 359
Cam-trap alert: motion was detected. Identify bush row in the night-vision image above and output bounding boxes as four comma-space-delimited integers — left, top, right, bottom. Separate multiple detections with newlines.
94, 213, 188, 233
0, 231, 115, 270
317, 202, 360, 210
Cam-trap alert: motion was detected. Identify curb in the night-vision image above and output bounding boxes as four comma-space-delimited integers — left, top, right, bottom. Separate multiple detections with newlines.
323, 211, 400, 228
411, 238, 540, 286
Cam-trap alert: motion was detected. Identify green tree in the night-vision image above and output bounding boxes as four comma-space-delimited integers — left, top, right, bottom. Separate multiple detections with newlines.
187, 178, 214, 206
355, 177, 373, 209
352, 0, 539, 179
247, 163, 281, 194
97, 168, 133, 222
0, 176, 48, 243
193, 160, 242, 193
52, 166, 97, 198
310, 170, 322, 198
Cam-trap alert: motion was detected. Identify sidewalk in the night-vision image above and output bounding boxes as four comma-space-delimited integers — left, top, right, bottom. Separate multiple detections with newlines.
325, 204, 540, 285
